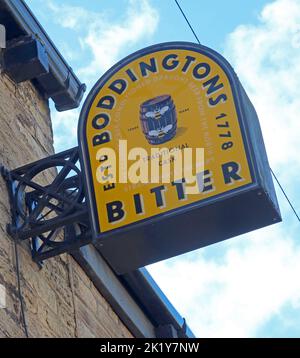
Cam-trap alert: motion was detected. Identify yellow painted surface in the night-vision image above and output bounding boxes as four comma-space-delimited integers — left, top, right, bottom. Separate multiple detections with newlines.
83, 48, 252, 232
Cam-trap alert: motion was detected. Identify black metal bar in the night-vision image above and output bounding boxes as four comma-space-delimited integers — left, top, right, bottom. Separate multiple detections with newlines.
11, 209, 87, 241
27, 175, 80, 197
32, 232, 92, 262
12, 172, 84, 210
35, 230, 59, 252
3, 146, 92, 263
11, 147, 79, 174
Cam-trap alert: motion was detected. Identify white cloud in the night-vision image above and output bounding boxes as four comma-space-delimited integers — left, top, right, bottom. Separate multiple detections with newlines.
48, 0, 159, 80
47, 1, 94, 30
224, 0, 300, 171
46, 0, 159, 152
148, 0, 300, 337
149, 225, 300, 337
51, 109, 80, 151
79, 0, 159, 78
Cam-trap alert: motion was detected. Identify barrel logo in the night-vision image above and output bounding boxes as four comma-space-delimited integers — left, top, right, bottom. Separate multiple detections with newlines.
140, 94, 177, 145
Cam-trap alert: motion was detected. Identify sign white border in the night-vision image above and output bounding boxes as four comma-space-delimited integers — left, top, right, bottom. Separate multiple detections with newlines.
0, 284, 6, 309
0, 24, 6, 49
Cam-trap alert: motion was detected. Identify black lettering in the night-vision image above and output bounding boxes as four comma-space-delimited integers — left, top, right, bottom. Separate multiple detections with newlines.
126, 68, 138, 82
134, 193, 143, 214
182, 56, 196, 73
101, 165, 113, 182
108, 79, 127, 95
103, 183, 115, 191
97, 95, 115, 109
193, 62, 210, 79
92, 113, 110, 130
162, 54, 179, 70
99, 154, 108, 162
203, 75, 224, 95
222, 162, 242, 184
140, 58, 157, 77
93, 132, 111, 147
150, 185, 166, 207
106, 201, 125, 223
202, 170, 214, 192
197, 170, 214, 192
172, 179, 186, 200
209, 94, 227, 106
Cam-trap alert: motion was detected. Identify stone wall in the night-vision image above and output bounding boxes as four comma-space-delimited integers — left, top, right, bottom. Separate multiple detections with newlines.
0, 73, 133, 338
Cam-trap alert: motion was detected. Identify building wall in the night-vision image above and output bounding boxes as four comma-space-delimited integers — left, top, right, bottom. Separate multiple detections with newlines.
0, 72, 133, 338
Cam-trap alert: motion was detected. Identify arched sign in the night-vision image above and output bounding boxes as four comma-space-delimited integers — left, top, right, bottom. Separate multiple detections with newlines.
78, 42, 281, 273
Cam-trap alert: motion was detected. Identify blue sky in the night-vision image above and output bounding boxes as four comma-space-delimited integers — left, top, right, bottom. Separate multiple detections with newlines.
26, 0, 300, 337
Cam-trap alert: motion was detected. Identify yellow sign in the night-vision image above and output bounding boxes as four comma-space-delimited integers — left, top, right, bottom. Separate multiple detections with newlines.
79, 42, 253, 235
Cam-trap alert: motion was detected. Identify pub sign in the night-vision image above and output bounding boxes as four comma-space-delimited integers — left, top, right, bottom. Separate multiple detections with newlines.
78, 42, 281, 273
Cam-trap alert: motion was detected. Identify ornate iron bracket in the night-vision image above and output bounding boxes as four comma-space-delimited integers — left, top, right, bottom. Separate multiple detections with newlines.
1, 147, 92, 264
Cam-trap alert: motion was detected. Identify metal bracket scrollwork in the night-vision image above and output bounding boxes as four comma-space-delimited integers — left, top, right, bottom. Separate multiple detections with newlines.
2, 147, 92, 264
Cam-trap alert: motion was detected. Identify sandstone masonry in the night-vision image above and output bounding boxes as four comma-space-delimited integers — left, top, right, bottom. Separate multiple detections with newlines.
0, 72, 133, 338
